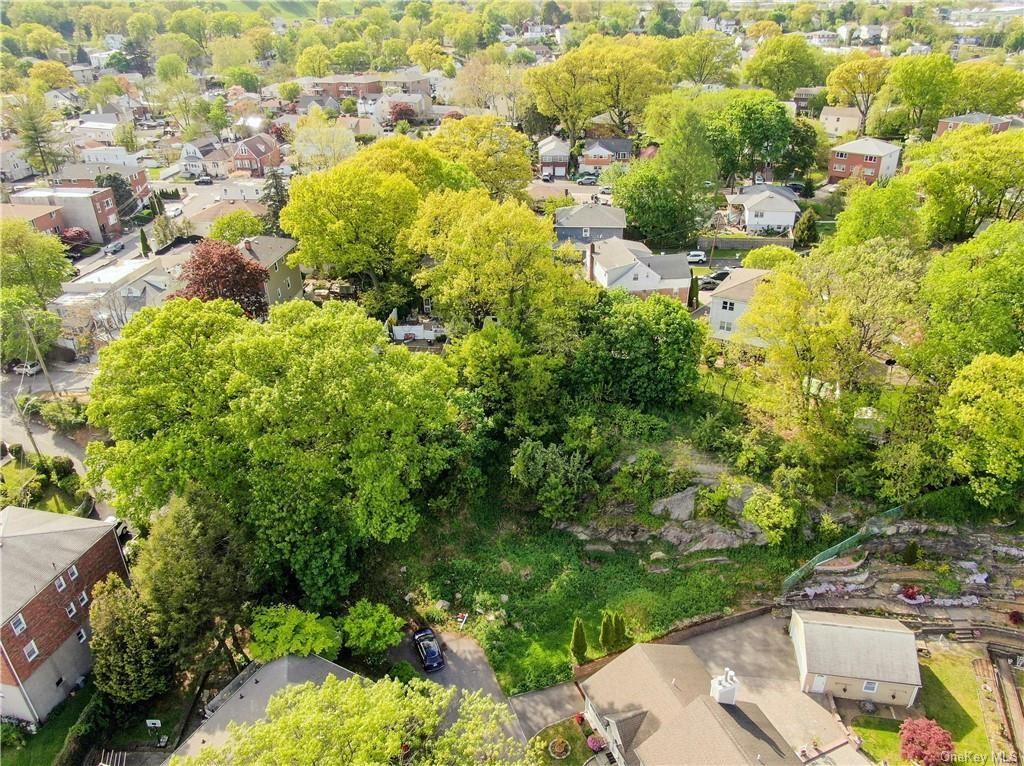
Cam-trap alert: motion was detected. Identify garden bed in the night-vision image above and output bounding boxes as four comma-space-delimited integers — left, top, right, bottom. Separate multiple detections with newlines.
533, 718, 592, 766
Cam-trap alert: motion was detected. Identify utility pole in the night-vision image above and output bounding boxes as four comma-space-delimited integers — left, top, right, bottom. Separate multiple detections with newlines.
22, 314, 58, 397
13, 396, 43, 461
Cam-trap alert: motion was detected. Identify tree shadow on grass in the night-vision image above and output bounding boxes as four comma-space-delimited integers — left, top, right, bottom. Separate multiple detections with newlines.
920, 665, 980, 743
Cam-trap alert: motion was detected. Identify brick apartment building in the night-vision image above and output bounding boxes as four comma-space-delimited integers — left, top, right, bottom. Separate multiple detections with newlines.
0, 203, 66, 235
10, 187, 122, 243
51, 162, 152, 210
934, 112, 1012, 138
827, 137, 901, 184
0, 507, 128, 724
311, 70, 431, 100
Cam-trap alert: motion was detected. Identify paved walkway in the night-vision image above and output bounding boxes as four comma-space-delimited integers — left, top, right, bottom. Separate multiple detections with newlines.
509, 682, 583, 740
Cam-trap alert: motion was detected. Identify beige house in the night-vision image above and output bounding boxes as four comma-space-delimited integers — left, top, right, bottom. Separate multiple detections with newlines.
238, 236, 303, 305
790, 611, 922, 706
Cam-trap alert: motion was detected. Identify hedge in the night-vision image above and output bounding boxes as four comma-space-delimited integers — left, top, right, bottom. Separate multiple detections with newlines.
53, 691, 127, 766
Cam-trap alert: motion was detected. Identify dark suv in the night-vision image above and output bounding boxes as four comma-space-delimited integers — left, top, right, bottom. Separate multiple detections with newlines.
413, 628, 446, 673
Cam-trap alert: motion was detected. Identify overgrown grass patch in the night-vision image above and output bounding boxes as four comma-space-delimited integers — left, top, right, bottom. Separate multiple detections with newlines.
3, 683, 95, 766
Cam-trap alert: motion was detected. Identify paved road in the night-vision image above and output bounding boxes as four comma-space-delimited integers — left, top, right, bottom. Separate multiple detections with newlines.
389, 631, 527, 743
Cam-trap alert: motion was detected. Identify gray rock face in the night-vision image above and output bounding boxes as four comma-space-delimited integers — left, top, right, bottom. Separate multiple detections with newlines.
435, 599, 451, 611
652, 486, 699, 522
584, 543, 615, 553
686, 530, 749, 552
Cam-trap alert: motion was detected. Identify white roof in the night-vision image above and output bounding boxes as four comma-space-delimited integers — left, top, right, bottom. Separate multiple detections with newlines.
726, 191, 800, 214
709, 268, 769, 301
793, 610, 922, 687
820, 105, 861, 120
70, 258, 154, 286
592, 236, 651, 270
538, 135, 570, 154
833, 137, 901, 156
13, 187, 103, 200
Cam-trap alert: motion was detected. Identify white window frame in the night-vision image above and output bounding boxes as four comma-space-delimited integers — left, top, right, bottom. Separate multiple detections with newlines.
78, 591, 89, 606
10, 613, 27, 635
68, 564, 79, 580
285, 276, 292, 289
718, 320, 733, 332
65, 602, 77, 618
273, 262, 279, 272
723, 301, 735, 311
55, 576, 67, 593
862, 680, 878, 693
834, 151, 848, 159
581, 227, 590, 238
276, 287, 282, 299
24, 640, 39, 661
863, 168, 875, 177
833, 164, 846, 172
76, 628, 87, 643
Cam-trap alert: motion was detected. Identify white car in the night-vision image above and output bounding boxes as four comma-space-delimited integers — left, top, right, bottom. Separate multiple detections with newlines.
166, 207, 183, 218
686, 250, 707, 264
13, 361, 42, 376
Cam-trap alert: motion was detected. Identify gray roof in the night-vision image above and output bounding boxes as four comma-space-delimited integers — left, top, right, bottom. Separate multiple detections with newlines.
1, 506, 117, 622
240, 236, 296, 268
942, 112, 1007, 125
735, 183, 798, 201
592, 236, 650, 270
554, 203, 626, 230
581, 644, 797, 766
170, 655, 355, 760
584, 137, 632, 155
710, 268, 769, 302
54, 162, 145, 180
637, 254, 692, 280
793, 610, 922, 687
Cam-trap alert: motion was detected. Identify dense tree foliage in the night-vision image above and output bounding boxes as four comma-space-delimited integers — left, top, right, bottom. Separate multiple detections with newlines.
249, 605, 343, 663
176, 240, 270, 320
0, 219, 74, 303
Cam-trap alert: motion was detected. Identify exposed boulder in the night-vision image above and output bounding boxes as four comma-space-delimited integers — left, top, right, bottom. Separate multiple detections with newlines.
652, 486, 699, 522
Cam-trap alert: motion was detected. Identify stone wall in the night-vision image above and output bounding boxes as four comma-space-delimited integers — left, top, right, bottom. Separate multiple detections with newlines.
698, 235, 795, 251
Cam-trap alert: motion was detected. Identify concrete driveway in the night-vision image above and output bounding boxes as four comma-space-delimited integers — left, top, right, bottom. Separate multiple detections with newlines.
509, 682, 583, 740
389, 632, 526, 743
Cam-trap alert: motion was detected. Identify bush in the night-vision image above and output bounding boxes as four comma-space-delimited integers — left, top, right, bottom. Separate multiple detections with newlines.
611, 449, 677, 512
816, 512, 845, 544
54, 690, 127, 766
386, 660, 419, 684
158, 188, 181, 200
57, 472, 82, 498
1, 721, 27, 750
906, 486, 990, 524
39, 399, 88, 434
81, 245, 100, 256
899, 718, 954, 766
902, 541, 920, 565
15, 393, 42, 415
50, 454, 76, 479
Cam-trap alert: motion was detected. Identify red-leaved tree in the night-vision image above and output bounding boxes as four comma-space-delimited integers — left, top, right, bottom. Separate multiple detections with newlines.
900, 718, 954, 766
62, 227, 91, 245
175, 239, 270, 320
389, 102, 416, 124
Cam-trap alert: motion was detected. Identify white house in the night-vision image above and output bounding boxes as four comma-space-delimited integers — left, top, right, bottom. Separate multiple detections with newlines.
80, 145, 147, 166
537, 135, 570, 178
72, 113, 123, 145
724, 190, 800, 233
819, 106, 862, 138
709, 268, 769, 345
584, 238, 692, 301
0, 140, 34, 181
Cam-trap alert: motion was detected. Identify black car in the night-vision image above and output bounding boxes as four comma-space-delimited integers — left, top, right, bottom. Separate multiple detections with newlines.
708, 270, 732, 282
786, 181, 805, 194
699, 277, 721, 291
413, 628, 446, 673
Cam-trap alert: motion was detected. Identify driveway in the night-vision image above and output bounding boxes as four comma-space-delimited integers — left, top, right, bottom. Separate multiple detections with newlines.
509, 682, 583, 740
389, 631, 526, 743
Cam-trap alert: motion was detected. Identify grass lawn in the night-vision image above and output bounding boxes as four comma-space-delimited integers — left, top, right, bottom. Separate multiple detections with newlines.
532, 718, 592, 766
1, 462, 78, 514
852, 645, 991, 764
852, 715, 901, 764
4, 683, 95, 766
214, 0, 318, 18
109, 685, 191, 747
363, 494, 807, 694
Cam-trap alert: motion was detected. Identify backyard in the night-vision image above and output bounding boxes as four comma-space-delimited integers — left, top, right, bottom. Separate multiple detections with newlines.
4, 683, 95, 766
852, 644, 992, 764
1, 461, 78, 514
532, 718, 593, 766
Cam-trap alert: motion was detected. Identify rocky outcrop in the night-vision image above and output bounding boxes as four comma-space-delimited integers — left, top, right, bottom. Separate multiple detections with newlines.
651, 487, 698, 522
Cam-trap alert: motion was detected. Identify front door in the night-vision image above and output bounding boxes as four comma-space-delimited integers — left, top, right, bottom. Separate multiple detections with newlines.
811, 674, 827, 693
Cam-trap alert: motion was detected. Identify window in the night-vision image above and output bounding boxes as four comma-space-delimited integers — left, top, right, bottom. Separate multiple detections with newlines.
581, 227, 590, 238
723, 301, 735, 312
753, 211, 764, 218
834, 151, 847, 159
718, 320, 733, 332
863, 168, 875, 177
617, 152, 629, 159
833, 164, 846, 172
10, 613, 27, 635
24, 641, 39, 662
285, 276, 292, 289
76, 628, 87, 643
632, 272, 639, 280
55, 576, 66, 592
78, 591, 88, 607
864, 155, 877, 162
65, 602, 77, 618
862, 680, 878, 693
104, 199, 113, 209
68, 564, 78, 580
276, 287, 282, 299
273, 262, 279, 272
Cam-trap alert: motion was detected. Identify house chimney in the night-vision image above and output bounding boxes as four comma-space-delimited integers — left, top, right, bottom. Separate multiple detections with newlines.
710, 668, 740, 705
242, 238, 255, 253
586, 242, 595, 282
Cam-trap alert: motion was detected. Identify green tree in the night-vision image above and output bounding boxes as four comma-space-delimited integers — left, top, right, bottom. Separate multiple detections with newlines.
744, 34, 821, 98
407, 39, 450, 73
209, 210, 265, 243
95, 173, 133, 211
206, 96, 231, 134
524, 48, 600, 145
113, 122, 138, 152
90, 574, 171, 704
291, 104, 357, 171
28, 60, 74, 90
127, 12, 157, 45
776, 117, 826, 180
340, 599, 404, 664
703, 89, 793, 184
249, 605, 343, 663
8, 92, 66, 175
86, 300, 459, 608
673, 30, 739, 85
139, 227, 151, 257
259, 168, 289, 236
153, 33, 203, 66
169, 676, 529, 765
832, 178, 922, 249
0, 218, 74, 303
742, 487, 798, 545
792, 209, 819, 247
331, 41, 371, 73
575, 293, 705, 409
885, 53, 956, 134
427, 115, 533, 200
581, 38, 669, 134
946, 61, 1024, 117
295, 43, 333, 77
155, 53, 188, 83
0, 286, 61, 364
825, 55, 890, 135
937, 353, 1024, 509
222, 66, 260, 93
168, 7, 207, 48
570, 616, 588, 664
741, 245, 798, 269
134, 497, 257, 673
278, 81, 301, 102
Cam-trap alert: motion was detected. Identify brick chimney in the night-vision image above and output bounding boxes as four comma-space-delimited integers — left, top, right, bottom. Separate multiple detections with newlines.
242, 238, 255, 254
586, 242, 595, 282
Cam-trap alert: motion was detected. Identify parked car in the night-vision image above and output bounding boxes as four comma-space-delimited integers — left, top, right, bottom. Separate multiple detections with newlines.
166, 207, 184, 218
786, 181, 805, 194
687, 250, 707, 264
103, 241, 124, 255
577, 176, 597, 186
195, 176, 213, 185
13, 361, 42, 376
599, 186, 612, 194
699, 277, 721, 291
754, 172, 765, 184
413, 628, 446, 673
540, 173, 553, 182
708, 269, 733, 281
